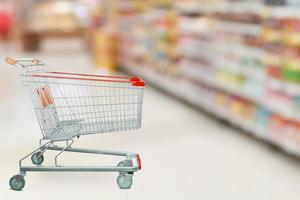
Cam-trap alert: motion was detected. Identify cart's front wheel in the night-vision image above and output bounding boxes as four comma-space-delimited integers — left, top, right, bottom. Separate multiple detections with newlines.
117, 160, 133, 175
117, 160, 133, 167
9, 175, 25, 191
31, 152, 44, 165
117, 174, 133, 189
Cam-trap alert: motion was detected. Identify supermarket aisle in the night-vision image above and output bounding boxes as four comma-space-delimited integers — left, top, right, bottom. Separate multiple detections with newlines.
1, 42, 300, 200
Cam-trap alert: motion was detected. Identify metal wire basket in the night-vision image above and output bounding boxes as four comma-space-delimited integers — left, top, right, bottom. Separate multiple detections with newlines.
25, 71, 145, 140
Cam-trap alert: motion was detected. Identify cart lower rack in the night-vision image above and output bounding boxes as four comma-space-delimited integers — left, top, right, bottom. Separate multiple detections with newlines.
5, 57, 145, 191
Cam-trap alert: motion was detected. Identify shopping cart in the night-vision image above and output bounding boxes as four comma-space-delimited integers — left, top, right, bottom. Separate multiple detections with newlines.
5, 57, 145, 191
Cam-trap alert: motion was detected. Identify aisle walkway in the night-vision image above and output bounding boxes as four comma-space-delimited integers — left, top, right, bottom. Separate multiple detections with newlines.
1, 41, 300, 200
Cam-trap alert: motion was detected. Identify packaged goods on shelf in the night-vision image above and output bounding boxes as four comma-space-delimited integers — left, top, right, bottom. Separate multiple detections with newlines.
117, 0, 300, 157
118, 5, 179, 76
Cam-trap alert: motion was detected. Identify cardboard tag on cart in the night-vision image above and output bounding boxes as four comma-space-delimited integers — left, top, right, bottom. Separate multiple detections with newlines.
37, 86, 53, 108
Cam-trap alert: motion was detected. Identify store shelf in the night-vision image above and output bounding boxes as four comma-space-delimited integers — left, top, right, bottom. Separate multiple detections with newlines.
116, 0, 300, 159
176, 1, 300, 19
175, 2, 215, 15
268, 78, 300, 97
120, 60, 300, 157
263, 5, 300, 19
215, 20, 261, 36
176, 1, 263, 16
181, 64, 300, 122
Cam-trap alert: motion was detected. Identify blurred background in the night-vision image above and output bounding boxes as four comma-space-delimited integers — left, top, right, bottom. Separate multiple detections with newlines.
1, 0, 300, 199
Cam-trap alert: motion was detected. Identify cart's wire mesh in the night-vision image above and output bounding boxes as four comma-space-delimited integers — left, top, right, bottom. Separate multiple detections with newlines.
24, 74, 144, 140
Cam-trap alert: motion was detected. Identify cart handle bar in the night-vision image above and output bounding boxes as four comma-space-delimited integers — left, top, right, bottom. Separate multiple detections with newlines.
32, 73, 145, 87
5, 57, 40, 66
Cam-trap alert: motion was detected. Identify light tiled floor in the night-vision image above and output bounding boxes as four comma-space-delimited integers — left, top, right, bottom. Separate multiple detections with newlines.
1, 40, 300, 200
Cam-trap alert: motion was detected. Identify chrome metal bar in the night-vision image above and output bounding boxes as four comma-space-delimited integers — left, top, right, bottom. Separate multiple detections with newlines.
20, 166, 139, 172
39, 138, 48, 146
54, 139, 74, 166
48, 146, 130, 157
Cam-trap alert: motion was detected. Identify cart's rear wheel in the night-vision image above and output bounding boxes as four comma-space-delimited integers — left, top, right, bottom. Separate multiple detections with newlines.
31, 152, 44, 165
117, 174, 133, 189
9, 175, 25, 191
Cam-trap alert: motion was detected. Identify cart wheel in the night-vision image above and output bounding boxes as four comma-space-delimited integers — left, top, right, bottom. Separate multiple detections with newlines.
31, 152, 44, 165
117, 160, 132, 167
117, 160, 133, 175
117, 174, 133, 189
9, 175, 25, 191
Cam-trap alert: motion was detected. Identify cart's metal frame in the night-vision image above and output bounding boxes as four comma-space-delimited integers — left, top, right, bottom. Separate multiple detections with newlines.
19, 139, 141, 175
6, 57, 143, 191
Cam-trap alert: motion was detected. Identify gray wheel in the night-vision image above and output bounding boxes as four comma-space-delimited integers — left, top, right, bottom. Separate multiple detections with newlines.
117, 175, 133, 189
31, 152, 44, 165
9, 175, 25, 191
117, 160, 133, 175
117, 160, 133, 167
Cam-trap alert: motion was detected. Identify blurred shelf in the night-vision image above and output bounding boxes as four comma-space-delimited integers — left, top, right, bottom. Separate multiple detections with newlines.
176, 1, 300, 19
181, 63, 300, 122
268, 78, 300, 97
175, 2, 215, 15
175, 1, 264, 16
120, 59, 300, 158
117, 0, 300, 159
215, 20, 262, 36
263, 5, 300, 19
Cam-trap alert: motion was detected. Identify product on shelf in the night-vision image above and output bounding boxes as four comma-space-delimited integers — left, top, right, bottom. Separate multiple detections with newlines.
118, 3, 179, 76
255, 105, 271, 128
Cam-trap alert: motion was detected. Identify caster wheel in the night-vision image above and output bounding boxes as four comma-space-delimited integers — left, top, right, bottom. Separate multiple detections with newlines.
117, 160, 133, 167
117, 174, 133, 189
31, 152, 44, 165
117, 160, 133, 175
9, 175, 25, 191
